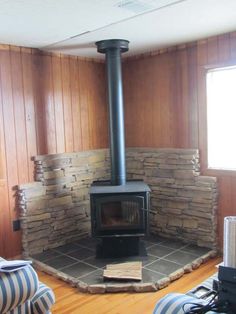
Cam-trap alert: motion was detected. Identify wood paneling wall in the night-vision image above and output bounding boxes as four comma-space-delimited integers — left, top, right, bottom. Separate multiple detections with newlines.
123, 32, 236, 247
0, 46, 108, 258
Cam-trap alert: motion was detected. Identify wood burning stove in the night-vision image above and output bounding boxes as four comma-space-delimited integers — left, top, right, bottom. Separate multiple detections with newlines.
90, 181, 150, 257
89, 39, 150, 257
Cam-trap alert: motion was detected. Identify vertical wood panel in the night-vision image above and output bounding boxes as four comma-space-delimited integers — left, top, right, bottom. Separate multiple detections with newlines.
229, 32, 236, 60
21, 48, 38, 178
10, 47, 29, 183
168, 49, 179, 147
96, 62, 108, 148
176, 48, 189, 148
207, 37, 218, 64
218, 33, 231, 63
61, 56, 74, 152
218, 176, 232, 247
78, 60, 91, 151
196, 40, 208, 170
87, 61, 97, 149
187, 45, 198, 148
42, 54, 57, 153
124, 60, 139, 147
0, 71, 11, 257
140, 58, 153, 147
153, 54, 163, 147
32, 51, 47, 155
0, 48, 21, 254
87, 61, 108, 149
158, 53, 172, 147
51, 54, 65, 153
123, 61, 132, 146
69, 57, 82, 151
0, 181, 10, 256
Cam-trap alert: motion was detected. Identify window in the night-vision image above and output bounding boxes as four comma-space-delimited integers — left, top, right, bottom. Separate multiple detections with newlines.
206, 66, 236, 170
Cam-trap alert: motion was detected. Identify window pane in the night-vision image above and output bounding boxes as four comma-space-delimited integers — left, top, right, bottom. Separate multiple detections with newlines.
207, 66, 236, 170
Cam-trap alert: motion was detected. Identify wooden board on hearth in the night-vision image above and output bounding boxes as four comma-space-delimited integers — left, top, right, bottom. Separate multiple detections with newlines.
103, 262, 142, 281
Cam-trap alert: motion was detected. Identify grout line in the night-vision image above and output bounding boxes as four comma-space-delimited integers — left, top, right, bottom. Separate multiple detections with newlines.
44, 248, 104, 271
71, 259, 102, 270
58, 260, 82, 271
143, 268, 167, 276
77, 268, 103, 280
51, 249, 84, 260
73, 242, 96, 251
74, 244, 96, 251
53, 251, 96, 264
52, 244, 95, 256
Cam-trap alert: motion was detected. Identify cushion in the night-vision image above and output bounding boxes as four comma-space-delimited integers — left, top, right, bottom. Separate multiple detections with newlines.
31, 282, 55, 314
0, 265, 38, 313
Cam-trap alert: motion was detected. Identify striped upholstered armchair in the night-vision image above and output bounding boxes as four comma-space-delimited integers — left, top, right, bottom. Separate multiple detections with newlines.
0, 257, 55, 314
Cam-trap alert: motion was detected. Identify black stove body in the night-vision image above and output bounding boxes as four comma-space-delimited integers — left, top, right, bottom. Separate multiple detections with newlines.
89, 39, 150, 257
90, 180, 150, 257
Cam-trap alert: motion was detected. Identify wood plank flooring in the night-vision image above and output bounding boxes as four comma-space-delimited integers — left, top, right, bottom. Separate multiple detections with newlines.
38, 256, 221, 314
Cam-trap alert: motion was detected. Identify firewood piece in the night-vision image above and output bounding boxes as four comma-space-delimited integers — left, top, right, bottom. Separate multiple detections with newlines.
103, 262, 142, 281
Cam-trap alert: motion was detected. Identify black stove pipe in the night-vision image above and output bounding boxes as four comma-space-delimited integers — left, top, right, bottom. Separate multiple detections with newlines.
96, 39, 129, 186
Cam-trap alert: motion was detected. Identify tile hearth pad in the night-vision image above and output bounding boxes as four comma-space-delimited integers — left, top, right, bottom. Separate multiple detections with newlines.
32, 235, 216, 293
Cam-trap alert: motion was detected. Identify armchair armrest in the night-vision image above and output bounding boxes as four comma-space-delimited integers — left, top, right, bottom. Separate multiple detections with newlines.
32, 282, 55, 314
0, 264, 39, 313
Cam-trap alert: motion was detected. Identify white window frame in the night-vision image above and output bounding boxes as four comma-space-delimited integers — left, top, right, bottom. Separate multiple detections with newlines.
206, 65, 236, 171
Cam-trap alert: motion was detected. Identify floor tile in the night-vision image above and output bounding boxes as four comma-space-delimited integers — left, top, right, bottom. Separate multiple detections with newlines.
142, 268, 166, 282
143, 235, 167, 245
67, 247, 95, 261
165, 250, 201, 265
114, 254, 158, 266
32, 250, 61, 262
159, 239, 186, 249
145, 259, 182, 275
147, 244, 174, 258
79, 269, 104, 285
83, 256, 118, 269
76, 237, 98, 250
46, 255, 77, 269
61, 261, 98, 278
141, 240, 156, 249
181, 245, 210, 256
54, 243, 80, 254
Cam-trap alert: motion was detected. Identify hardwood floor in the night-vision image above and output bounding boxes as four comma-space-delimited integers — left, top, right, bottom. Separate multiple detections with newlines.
38, 257, 221, 314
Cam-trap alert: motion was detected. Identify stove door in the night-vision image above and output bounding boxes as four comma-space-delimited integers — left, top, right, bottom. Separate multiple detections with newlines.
94, 194, 146, 236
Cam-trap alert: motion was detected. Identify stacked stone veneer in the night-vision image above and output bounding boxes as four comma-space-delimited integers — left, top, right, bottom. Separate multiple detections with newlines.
126, 148, 218, 249
18, 148, 218, 257
18, 150, 110, 256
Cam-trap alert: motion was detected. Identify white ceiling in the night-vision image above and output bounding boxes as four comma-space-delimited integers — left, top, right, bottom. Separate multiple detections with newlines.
0, 0, 236, 59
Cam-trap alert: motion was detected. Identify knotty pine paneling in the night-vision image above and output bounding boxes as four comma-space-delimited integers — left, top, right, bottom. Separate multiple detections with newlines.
123, 31, 236, 247
0, 46, 107, 258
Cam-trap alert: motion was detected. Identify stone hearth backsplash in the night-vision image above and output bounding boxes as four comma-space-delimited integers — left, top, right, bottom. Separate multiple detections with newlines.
18, 148, 218, 256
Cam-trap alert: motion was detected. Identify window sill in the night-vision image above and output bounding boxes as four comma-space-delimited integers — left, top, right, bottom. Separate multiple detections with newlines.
203, 167, 236, 177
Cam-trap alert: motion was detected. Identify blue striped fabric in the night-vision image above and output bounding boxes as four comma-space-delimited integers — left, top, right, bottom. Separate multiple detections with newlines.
9, 300, 31, 313
31, 283, 55, 314
153, 293, 207, 314
0, 262, 38, 313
